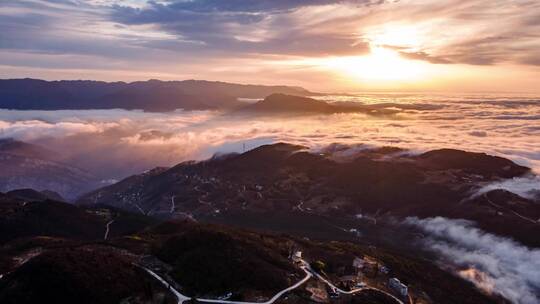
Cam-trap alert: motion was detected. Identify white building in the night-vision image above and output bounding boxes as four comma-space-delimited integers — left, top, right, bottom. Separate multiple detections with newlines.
352, 257, 364, 269
292, 251, 302, 262
389, 277, 408, 297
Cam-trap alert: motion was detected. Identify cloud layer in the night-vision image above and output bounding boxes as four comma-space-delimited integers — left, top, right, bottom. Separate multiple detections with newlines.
0, 92, 538, 181
476, 176, 540, 200
405, 216, 540, 304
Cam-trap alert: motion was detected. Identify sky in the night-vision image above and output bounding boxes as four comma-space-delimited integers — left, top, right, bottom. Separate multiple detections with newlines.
1, 0, 540, 93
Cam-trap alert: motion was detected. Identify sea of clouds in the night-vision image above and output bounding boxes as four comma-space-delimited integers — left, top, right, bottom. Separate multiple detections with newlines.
0, 92, 538, 182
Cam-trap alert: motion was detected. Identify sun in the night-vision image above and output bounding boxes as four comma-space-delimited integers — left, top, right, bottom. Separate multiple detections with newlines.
276, 24, 454, 88
283, 23, 441, 85
321, 46, 430, 82
366, 24, 424, 48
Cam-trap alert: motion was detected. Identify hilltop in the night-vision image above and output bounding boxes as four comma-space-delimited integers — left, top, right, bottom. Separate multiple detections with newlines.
239, 94, 445, 116
78, 142, 539, 247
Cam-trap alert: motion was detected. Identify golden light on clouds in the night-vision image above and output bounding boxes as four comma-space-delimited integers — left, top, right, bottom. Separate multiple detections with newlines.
282, 45, 450, 90
274, 23, 451, 88
319, 47, 429, 82
315, 24, 444, 84
365, 23, 424, 48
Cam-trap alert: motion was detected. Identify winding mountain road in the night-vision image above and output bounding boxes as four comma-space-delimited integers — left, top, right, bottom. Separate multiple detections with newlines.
142, 267, 191, 304
103, 220, 115, 240
484, 193, 538, 225
134, 203, 146, 215
141, 257, 405, 304
170, 195, 176, 214
304, 261, 404, 304
142, 266, 312, 304
199, 267, 312, 304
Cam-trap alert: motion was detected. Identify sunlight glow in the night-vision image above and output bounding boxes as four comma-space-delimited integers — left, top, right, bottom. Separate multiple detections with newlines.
320, 46, 430, 82
365, 24, 424, 47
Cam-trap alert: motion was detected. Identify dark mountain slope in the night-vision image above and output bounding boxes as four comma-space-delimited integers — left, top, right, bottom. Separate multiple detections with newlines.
0, 193, 156, 244
417, 149, 528, 178
149, 221, 299, 297
0, 199, 103, 243
0, 246, 158, 304
0, 196, 502, 304
6, 188, 65, 202
96, 80, 240, 111
129, 220, 497, 304
244, 93, 335, 113
78, 143, 537, 247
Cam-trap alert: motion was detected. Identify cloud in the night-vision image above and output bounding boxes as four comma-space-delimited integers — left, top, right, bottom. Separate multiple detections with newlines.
404, 216, 540, 304
0, 92, 539, 180
3, 0, 537, 64
475, 176, 540, 201
137, 0, 345, 13
360, 0, 540, 66
399, 51, 452, 64
520, 55, 540, 66
0, 119, 117, 140
109, 0, 374, 57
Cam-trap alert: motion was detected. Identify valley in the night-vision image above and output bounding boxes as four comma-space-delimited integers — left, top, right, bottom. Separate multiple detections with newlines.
1, 143, 538, 303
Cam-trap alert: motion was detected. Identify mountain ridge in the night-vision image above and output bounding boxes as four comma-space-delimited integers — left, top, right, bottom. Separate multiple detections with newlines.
77, 142, 539, 247
0, 78, 316, 112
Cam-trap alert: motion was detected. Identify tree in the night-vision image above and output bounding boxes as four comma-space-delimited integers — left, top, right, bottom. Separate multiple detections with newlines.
311, 260, 326, 273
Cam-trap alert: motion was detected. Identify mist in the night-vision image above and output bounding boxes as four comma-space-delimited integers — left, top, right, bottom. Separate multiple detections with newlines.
476, 176, 540, 201
0, 92, 538, 184
404, 217, 540, 304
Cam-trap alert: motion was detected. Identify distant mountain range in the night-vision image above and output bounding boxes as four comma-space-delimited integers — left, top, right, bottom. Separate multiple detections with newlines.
0, 78, 446, 116
0, 78, 315, 112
